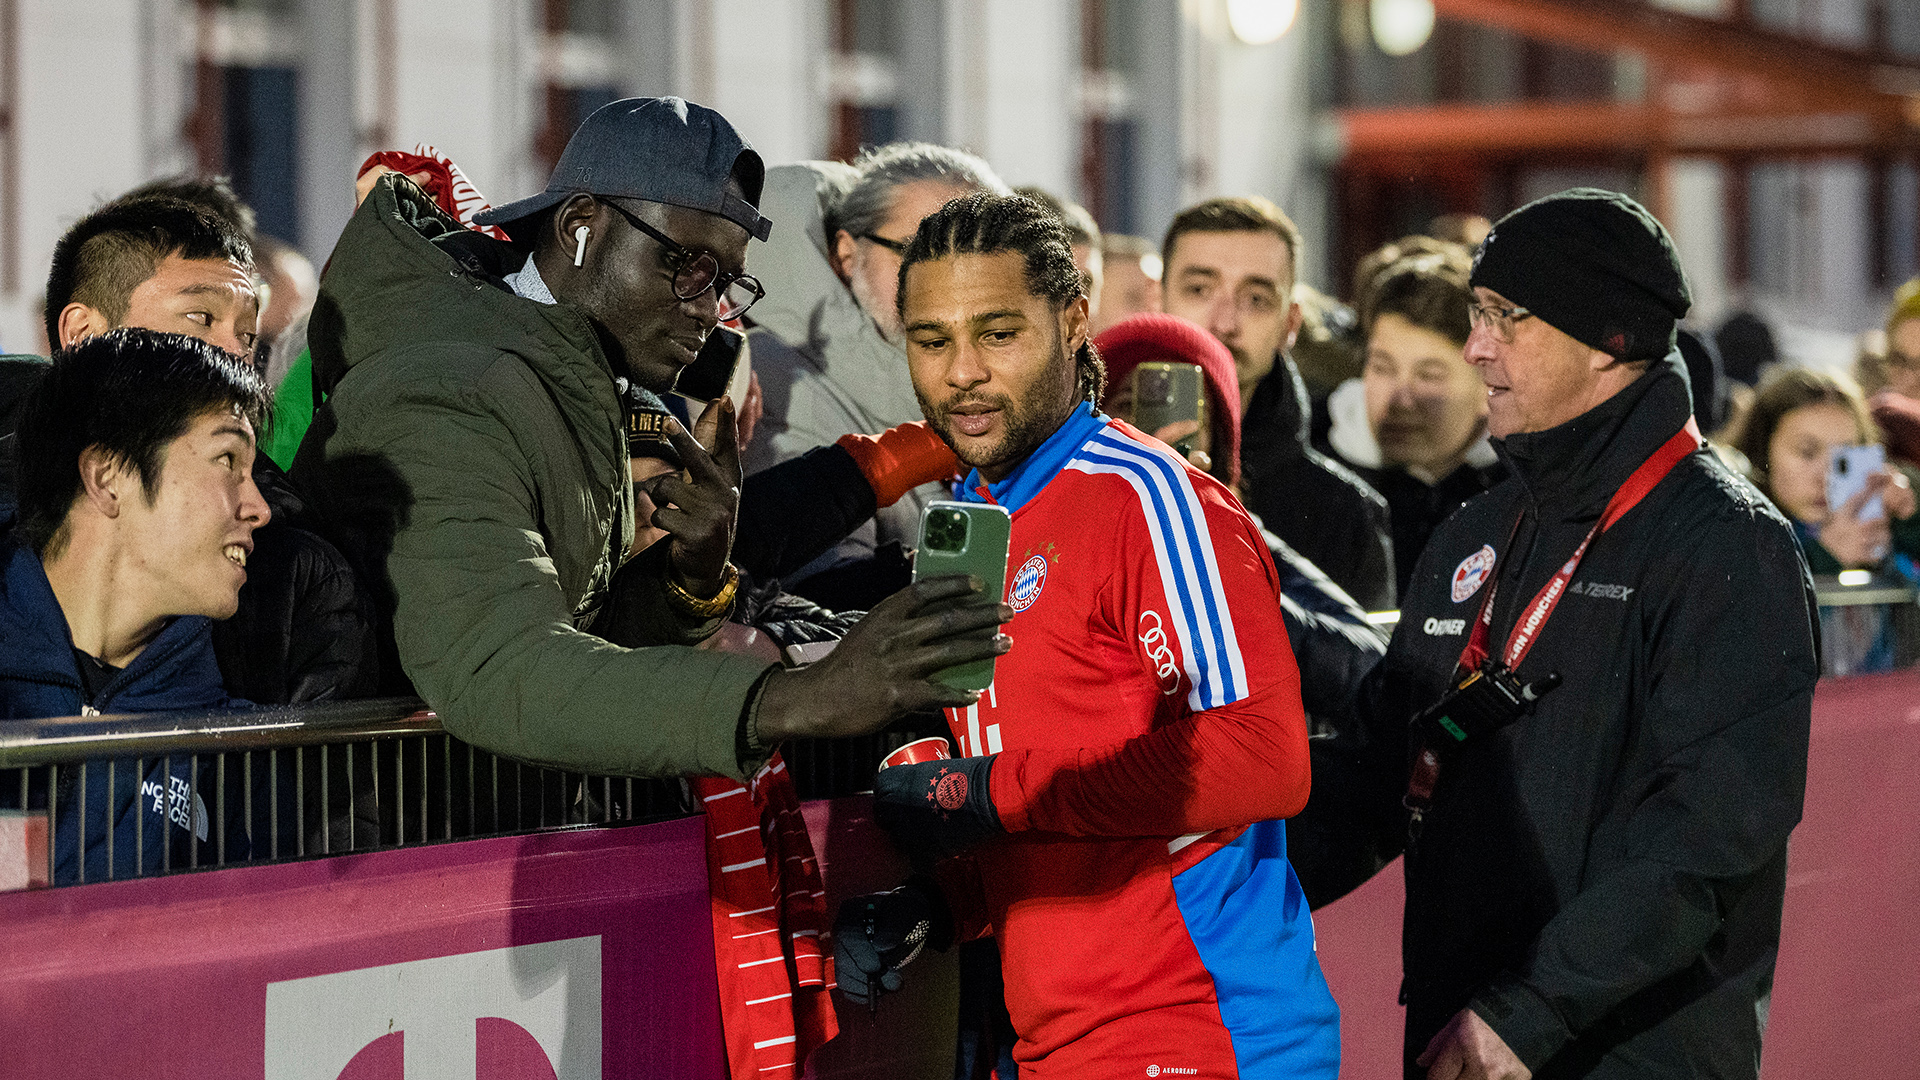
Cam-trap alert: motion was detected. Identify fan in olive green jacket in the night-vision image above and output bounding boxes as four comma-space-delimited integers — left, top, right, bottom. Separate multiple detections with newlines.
293, 176, 770, 780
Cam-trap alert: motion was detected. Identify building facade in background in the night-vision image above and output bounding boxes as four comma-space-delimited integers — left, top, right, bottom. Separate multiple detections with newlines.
1318, 0, 1920, 361
0, 0, 1321, 353
0, 0, 1911, 360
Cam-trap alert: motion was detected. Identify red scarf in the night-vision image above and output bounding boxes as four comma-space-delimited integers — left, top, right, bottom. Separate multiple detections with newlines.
693, 753, 838, 1079
357, 143, 510, 241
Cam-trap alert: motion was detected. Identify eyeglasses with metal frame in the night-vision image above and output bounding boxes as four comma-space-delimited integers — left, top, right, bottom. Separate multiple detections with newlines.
602, 198, 765, 321
1467, 300, 1534, 344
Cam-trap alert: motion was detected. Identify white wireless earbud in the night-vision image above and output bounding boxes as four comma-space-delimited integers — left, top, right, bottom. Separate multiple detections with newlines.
572, 225, 591, 267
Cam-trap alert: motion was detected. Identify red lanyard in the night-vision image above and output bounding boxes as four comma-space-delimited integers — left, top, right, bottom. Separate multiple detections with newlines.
1459, 418, 1702, 674
1406, 417, 1704, 837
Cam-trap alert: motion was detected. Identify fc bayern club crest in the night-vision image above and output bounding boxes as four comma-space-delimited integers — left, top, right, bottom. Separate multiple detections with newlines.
1009, 554, 1049, 612
1451, 545, 1496, 603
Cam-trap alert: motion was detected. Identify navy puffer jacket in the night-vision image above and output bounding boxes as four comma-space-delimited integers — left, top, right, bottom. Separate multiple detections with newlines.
0, 529, 245, 883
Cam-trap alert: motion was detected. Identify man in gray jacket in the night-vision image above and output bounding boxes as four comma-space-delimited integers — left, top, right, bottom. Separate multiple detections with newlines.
745, 144, 1007, 603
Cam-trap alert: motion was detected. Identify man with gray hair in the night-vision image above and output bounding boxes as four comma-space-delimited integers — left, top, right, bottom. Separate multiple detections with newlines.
744, 142, 1009, 606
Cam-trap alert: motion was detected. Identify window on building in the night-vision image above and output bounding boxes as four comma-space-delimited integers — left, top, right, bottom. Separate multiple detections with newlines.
1889, 0, 1920, 58
1080, 0, 1141, 234
1881, 158, 1918, 287
192, 0, 303, 244
537, 0, 622, 170
1335, 11, 1623, 108
828, 0, 902, 162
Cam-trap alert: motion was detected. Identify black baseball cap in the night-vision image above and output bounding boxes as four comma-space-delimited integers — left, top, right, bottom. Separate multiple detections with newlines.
476, 96, 773, 243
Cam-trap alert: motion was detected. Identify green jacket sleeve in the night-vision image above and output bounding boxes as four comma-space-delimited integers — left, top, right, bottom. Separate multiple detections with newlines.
343, 361, 773, 781
1471, 510, 1817, 1068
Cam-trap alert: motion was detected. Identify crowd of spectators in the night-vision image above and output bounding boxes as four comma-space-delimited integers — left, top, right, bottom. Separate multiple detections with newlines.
0, 90, 1895, 1080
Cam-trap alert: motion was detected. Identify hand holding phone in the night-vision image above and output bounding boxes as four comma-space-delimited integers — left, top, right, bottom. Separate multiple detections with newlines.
1827, 444, 1887, 523
1130, 362, 1207, 459
911, 502, 1013, 692
750, 577, 1013, 743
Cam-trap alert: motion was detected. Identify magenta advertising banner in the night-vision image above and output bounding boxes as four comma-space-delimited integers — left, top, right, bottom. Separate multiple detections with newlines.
1, 816, 728, 1079
1313, 672, 1920, 1078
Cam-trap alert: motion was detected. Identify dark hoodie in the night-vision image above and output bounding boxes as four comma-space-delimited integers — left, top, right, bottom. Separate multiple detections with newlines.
0, 531, 244, 883
0, 355, 50, 519
1238, 354, 1397, 611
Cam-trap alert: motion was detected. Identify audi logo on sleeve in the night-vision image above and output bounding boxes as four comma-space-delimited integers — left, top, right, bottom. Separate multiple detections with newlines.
1138, 611, 1183, 696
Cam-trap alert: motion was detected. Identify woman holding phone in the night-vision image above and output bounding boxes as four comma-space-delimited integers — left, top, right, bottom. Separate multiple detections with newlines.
1730, 367, 1920, 573
1730, 367, 1920, 673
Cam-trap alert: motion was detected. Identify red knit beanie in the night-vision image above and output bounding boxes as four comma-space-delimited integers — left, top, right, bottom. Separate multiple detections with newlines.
1093, 313, 1243, 484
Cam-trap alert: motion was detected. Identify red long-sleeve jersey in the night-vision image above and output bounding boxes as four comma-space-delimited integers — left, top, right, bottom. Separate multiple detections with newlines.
937, 404, 1340, 1078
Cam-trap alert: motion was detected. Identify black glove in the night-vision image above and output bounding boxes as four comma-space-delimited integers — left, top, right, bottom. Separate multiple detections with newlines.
872, 754, 1004, 861
833, 878, 953, 1006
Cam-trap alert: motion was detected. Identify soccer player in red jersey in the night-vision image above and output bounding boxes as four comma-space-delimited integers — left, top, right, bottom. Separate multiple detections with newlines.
833, 193, 1340, 1079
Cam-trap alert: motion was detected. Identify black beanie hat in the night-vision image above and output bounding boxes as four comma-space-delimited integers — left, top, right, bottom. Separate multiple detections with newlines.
1470, 188, 1691, 363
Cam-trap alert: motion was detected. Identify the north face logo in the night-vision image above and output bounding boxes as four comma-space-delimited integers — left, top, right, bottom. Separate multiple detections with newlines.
264, 936, 602, 1079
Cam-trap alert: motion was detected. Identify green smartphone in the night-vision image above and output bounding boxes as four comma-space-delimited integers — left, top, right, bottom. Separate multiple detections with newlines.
1131, 361, 1207, 456
911, 501, 1012, 692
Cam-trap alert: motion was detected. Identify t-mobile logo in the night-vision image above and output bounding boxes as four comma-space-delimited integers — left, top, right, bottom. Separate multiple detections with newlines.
264, 936, 602, 1080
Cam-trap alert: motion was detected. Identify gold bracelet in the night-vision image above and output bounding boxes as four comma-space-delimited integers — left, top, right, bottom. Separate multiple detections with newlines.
666, 562, 739, 619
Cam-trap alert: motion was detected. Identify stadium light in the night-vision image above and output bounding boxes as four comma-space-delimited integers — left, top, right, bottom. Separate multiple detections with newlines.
1371, 0, 1435, 56
1227, 0, 1299, 45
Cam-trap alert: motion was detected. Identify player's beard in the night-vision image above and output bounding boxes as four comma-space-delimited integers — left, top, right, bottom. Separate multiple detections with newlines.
919, 324, 1080, 478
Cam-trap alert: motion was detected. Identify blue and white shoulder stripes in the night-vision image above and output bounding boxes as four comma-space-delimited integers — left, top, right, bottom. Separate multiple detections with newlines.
1066, 425, 1251, 711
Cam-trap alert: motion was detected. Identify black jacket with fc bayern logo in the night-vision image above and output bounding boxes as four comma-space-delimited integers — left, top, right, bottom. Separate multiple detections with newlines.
1288, 354, 1818, 1080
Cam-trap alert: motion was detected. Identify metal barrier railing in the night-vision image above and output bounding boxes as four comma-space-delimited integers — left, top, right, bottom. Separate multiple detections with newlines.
1, 698, 696, 889
1812, 573, 1920, 678
0, 695, 947, 891
1364, 575, 1918, 680
12, 574, 1903, 890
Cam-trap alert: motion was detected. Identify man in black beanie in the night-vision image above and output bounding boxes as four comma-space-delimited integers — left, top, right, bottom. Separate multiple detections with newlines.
1287, 189, 1817, 1079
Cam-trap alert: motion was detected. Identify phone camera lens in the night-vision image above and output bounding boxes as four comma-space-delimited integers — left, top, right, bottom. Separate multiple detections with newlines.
926, 510, 970, 552
1141, 372, 1171, 404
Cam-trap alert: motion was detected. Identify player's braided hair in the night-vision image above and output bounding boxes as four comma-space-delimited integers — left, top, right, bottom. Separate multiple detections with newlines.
896, 192, 1106, 404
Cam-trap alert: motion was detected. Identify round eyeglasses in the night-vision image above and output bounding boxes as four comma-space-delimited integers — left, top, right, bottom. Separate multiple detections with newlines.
604, 200, 765, 321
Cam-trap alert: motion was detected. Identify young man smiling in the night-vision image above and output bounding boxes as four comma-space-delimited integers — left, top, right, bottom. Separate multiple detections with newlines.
835, 193, 1340, 1079
0, 329, 271, 883
28, 190, 375, 705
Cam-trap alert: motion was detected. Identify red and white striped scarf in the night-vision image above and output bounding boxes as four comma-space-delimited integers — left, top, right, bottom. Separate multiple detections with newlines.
693, 753, 838, 1079
356, 143, 510, 241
